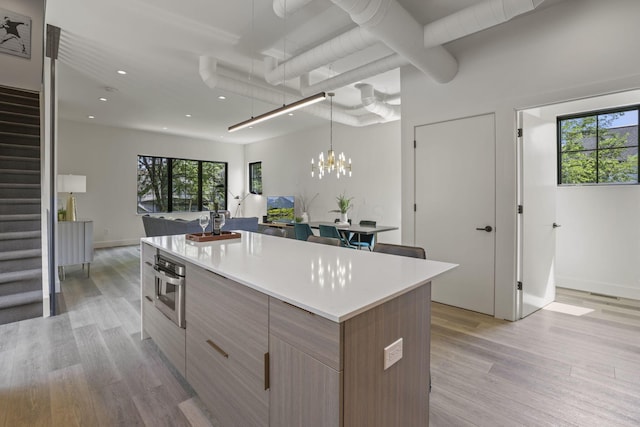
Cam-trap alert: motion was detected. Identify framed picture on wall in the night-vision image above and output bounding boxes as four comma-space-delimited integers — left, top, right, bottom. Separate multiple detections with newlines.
0, 8, 31, 59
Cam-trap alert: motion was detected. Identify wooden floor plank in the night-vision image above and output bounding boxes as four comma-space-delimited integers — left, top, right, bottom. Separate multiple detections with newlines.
48, 364, 100, 427
3, 246, 640, 426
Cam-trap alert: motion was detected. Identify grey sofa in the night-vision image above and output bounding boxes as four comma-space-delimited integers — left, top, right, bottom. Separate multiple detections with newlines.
141, 216, 202, 237
142, 215, 259, 237
221, 217, 259, 232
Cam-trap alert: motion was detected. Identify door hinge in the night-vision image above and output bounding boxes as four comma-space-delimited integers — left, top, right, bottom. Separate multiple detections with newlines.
517, 205, 523, 214
414, 203, 417, 212
414, 140, 416, 149
517, 281, 523, 291
517, 128, 523, 138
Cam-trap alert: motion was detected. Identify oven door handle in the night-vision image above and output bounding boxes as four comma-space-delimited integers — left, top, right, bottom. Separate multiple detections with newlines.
153, 267, 185, 287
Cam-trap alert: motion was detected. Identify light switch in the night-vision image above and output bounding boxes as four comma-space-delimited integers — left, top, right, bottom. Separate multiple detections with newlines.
383, 338, 403, 370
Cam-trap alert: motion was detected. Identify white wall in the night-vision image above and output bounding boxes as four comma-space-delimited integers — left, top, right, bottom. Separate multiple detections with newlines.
57, 120, 245, 247
244, 120, 401, 244
557, 186, 640, 300
401, 0, 640, 319
0, 0, 44, 91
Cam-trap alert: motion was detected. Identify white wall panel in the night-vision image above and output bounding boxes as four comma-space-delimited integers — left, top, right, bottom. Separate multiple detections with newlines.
243, 121, 401, 244
57, 120, 244, 247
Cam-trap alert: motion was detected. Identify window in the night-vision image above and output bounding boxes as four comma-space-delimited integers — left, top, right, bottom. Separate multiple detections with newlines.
558, 107, 639, 185
137, 155, 227, 213
249, 161, 262, 194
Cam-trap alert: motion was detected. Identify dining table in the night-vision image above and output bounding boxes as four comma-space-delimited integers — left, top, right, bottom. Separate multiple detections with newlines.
307, 221, 398, 247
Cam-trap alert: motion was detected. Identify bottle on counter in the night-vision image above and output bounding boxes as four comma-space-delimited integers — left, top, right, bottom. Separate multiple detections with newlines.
212, 202, 222, 235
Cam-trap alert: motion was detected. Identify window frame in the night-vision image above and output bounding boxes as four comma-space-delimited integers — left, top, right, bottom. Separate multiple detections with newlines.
249, 161, 263, 195
557, 105, 639, 186
137, 154, 228, 214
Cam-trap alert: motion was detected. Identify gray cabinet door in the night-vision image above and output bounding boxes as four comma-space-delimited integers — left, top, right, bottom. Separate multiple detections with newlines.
269, 334, 342, 427
186, 264, 269, 426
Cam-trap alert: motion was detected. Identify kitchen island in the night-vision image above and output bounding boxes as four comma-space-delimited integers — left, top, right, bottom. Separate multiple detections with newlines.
141, 232, 456, 427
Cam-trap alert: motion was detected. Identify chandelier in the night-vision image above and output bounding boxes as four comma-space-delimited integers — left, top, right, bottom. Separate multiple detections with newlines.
311, 93, 352, 179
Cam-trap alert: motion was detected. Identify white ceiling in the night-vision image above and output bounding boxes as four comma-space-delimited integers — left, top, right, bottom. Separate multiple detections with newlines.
45, 0, 560, 144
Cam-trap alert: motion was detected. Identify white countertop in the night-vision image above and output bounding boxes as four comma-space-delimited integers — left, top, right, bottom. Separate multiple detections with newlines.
142, 233, 457, 322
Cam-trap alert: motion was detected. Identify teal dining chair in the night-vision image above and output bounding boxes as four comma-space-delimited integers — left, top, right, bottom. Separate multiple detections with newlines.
319, 224, 354, 248
294, 223, 314, 241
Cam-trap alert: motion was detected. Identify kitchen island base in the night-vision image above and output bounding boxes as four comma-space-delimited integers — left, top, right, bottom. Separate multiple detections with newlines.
141, 234, 455, 426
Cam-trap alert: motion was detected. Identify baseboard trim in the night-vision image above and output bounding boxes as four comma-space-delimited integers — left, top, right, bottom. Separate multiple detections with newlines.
94, 238, 140, 249
556, 276, 640, 300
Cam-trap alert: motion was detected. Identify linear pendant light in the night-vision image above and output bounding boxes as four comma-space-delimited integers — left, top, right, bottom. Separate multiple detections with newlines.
228, 91, 326, 132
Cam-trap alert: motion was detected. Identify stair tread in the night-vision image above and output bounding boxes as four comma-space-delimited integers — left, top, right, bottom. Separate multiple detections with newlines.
0, 268, 41, 284
0, 198, 40, 204
0, 132, 39, 139
0, 214, 41, 221
0, 142, 39, 150
0, 183, 41, 188
0, 120, 39, 129
0, 290, 42, 309
0, 248, 41, 261
0, 169, 40, 175
0, 197, 40, 205
0, 109, 38, 118
0, 155, 39, 162
0, 100, 39, 110
0, 231, 40, 240
0, 182, 40, 187
0, 91, 39, 101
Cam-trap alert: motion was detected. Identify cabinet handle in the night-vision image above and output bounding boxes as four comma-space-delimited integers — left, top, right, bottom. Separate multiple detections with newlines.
145, 296, 153, 302
206, 339, 229, 359
144, 261, 153, 266
264, 352, 270, 390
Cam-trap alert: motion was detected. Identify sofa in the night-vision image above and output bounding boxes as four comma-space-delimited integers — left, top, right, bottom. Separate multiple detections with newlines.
142, 214, 259, 237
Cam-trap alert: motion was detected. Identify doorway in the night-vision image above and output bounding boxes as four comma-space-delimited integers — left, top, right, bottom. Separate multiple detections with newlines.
517, 88, 640, 318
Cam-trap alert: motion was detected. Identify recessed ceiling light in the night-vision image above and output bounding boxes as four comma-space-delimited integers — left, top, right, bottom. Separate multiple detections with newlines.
88, 115, 95, 119
218, 95, 226, 100
185, 114, 192, 118
249, 126, 253, 129
288, 113, 294, 116
117, 70, 127, 75
162, 127, 168, 130
99, 97, 107, 102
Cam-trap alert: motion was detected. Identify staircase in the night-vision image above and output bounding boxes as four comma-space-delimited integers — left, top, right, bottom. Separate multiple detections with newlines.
0, 85, 43, 324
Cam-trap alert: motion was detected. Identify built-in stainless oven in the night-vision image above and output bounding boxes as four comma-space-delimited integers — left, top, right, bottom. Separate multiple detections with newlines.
153, 254, 186, 328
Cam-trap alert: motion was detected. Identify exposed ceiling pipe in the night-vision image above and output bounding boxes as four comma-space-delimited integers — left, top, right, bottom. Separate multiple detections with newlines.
355, 83, 400, 120
199, 56, 386, 127
264, 27, 379, 85
330, 0, 457, 84
424, 0, 546, 47
300, 53, 407, 97
273, 0, 315, 18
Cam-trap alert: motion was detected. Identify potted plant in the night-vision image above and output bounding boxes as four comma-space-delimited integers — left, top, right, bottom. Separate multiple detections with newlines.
330, 192, 354, 224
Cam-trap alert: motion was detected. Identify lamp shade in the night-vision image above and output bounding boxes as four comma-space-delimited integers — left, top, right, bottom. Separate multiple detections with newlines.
58, 174, 86, 193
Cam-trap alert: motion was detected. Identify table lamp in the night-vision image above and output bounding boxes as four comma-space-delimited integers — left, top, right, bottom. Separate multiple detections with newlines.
58, 174, 86, 221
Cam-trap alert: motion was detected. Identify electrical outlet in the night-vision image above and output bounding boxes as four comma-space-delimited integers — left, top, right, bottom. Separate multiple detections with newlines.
383, 338, 403, 370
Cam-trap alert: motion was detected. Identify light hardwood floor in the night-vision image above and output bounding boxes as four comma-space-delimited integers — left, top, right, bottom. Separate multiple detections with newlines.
0, 245, 215, 427
1, 245, 639, 426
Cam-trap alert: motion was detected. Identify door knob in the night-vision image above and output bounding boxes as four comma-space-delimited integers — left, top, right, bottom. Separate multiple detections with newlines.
553, 223, 561, 228
475, 226, 493, 232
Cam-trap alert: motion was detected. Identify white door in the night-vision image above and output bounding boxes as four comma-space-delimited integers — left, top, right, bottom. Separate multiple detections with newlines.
415, 114, 495, 315
518, 112, 557, 318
